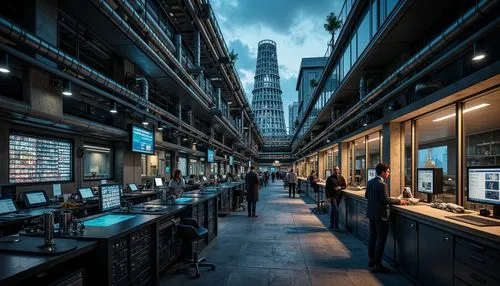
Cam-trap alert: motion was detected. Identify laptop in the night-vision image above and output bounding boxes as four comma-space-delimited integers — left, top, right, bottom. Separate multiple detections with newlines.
0, 198, 28, 219
22, 190, 50, 209
78, 188, 98, 203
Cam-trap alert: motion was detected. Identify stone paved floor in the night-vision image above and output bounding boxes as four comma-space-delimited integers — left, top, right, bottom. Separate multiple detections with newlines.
160, 181, 413, 286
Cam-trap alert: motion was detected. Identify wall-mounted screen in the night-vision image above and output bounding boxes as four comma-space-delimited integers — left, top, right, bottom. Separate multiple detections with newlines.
130, 125, 154, 155
9, 134, 72, 184
418, 146, 448, 175
368, 168, 377, 181
99, 184, 122, 212
207, 148, 215, 163
468, 167, 500, 206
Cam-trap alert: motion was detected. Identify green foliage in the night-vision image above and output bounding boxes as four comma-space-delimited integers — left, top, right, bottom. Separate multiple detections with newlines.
324, 12, 342, 37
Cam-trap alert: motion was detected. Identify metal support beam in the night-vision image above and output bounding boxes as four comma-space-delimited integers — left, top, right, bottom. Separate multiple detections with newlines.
194, 30, 200, 67
175, 34, 182, 62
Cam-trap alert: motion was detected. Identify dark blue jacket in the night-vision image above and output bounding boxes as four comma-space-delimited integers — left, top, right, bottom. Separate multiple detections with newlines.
365, 177, 400, 221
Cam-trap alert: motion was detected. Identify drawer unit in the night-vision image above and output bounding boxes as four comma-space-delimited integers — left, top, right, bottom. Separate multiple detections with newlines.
110, 236, 129, 285
454, 259, 500, 286
455, 237, 500, 282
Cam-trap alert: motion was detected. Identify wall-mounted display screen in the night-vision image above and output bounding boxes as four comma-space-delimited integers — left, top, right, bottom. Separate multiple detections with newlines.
99, 184, 122, 212
207, 148, 215, 163
9, 134, 72, 184
468, 167, 500, 206
78, 188, 94, 199
418, 146, 448, 175
131, 125, 154, 154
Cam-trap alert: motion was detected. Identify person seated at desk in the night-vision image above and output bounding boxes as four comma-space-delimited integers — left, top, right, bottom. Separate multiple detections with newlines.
169, 169, 185, 198
187, 175, 198, 185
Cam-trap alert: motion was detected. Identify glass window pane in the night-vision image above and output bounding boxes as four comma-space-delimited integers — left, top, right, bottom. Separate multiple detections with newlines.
415, 105, 457, 203
357, 10, 370, 56
464, 91, 499, 211
367, 132, 381, 169
372, 0, 379, 32
83, 145, 112, 180
404, 121, 412, 188
386, 0, 398, 17
355, 137, 366, 186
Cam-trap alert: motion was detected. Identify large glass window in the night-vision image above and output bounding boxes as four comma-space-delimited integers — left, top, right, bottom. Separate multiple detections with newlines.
463, 91, 500, 211
403, 121, 412, 188
367, 132, 381, 169
83, 145, 112, 180
357, 10, 371, 57
355, 137, 366, 186
415, 106, 457, 203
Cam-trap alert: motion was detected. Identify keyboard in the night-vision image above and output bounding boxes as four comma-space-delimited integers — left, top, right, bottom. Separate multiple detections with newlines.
446, 215, 500, 227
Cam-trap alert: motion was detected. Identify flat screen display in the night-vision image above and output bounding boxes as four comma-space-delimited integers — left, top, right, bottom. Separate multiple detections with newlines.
207, 149, 215, 163
53, 184, 62, 197
229, 155, 233, 166
79, 188, 94, 199
23, 191, 49, 208
131, 125, 154, 155
155, 178, 163, 187
9, 134, 72, 184
418, 169, 434, 194
0, 199, 17, 215
0, 185, 16, 200
368, 168, 377, 181
128, 183, 138, 192
99, 184, 121, 212
468, 167, 500, 206
84, 214, 135, 227
418, 146, 448, 175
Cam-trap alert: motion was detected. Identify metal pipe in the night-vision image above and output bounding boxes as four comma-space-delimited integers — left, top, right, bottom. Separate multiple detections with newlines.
135, 76, 149, 112
112, 0, 214, 108
0, 17, 211, 141
298, 0, 497, 152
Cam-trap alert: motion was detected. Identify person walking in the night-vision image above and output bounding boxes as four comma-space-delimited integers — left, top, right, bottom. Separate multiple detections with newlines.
245, 166, 259, 218
325, 166, 347, 231
365, 163, 408, 272
286, 169, 298, 198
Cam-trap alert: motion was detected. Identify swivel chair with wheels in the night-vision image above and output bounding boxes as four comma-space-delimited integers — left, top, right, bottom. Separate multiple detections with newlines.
177, 218, 216, 278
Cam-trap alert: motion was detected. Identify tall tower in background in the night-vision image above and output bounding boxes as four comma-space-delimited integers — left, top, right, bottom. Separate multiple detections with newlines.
251, 40, 286, 136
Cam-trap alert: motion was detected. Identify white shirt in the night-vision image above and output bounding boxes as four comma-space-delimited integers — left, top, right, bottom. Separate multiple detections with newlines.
376, 175, 384, 182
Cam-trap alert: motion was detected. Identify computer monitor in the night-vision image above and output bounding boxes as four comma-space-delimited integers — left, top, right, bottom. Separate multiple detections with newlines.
22, 190, 50, 208
78, 188, 94, 199
467, 166, 500, 206
128, 183, 139, 192
417, 168, 443, 195
367, 168, 377, 182
99, 184, 122, 212
0, 184, 16, 201
155, 178, 163, 187
0, 199, 17, 215
53, 184, 62, 197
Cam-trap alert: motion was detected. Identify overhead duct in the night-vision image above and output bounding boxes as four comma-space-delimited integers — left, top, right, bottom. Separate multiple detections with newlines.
135, 76, 149, 112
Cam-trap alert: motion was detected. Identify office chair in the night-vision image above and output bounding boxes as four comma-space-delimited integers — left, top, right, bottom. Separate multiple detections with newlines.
176, 218, 216, 278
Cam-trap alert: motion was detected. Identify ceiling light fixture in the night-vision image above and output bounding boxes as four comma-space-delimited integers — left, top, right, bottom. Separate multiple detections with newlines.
157, 121, 164, 131
432, 103, 490, 122
62, 81, 72, 96
0, 54, 10, 73
110, 102, 117, 113
472, 42, 486, 61
142, 115, 149, 126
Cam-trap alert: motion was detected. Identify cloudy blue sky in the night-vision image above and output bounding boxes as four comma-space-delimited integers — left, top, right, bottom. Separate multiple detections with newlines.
213, 0, 343, 132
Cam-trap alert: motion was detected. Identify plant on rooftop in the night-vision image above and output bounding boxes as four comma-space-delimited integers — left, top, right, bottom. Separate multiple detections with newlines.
324, 12, 342, 46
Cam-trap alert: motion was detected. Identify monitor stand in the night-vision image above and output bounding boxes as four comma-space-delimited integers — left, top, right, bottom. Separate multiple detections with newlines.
427, 194, 433, 203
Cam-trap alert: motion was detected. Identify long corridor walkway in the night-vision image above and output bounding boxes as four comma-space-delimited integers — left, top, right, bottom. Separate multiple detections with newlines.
161, 181, 413, 286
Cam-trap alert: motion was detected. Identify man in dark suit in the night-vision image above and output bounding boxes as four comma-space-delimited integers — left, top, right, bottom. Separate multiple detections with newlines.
325, 166, 346, 231
365, 163, 407, 273
245, 166, 259, 218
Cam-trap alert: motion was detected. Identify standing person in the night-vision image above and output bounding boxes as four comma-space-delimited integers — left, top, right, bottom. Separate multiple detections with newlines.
286, 169, 298, 198
365, 163, 408, 272
325, 166, 347, 231
168, 169, 185, 198
246, 166, 259, 218
271, 172, 275, 183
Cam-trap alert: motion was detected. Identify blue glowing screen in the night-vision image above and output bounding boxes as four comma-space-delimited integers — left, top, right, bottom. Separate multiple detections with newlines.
84, 214, 135, 227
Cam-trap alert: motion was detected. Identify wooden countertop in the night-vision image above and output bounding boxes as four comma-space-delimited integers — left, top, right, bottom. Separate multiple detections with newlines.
341, 190, 500, 244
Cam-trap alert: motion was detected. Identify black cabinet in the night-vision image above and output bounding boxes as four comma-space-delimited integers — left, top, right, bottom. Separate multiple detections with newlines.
418, 223, 453, 286
395, 216, 418, 278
